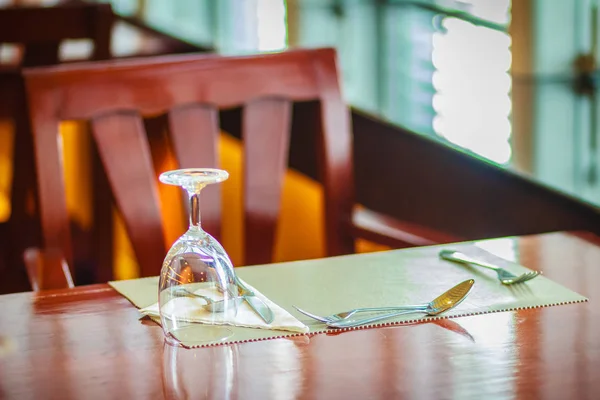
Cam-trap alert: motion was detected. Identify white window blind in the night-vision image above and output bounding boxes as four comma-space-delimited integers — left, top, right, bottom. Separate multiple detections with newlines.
432, 0, 512, 164
256, 0, 287, 51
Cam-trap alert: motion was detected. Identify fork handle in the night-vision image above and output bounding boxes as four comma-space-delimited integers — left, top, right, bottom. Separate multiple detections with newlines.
327, 309, 427, 329
439, 250, 500, 271
351, 305, 427, 315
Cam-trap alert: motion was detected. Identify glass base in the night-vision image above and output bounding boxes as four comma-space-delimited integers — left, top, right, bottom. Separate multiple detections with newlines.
160, 168, 229, 187
165, 325, 234, 348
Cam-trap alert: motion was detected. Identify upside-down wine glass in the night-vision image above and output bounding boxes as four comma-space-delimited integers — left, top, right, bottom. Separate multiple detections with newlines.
158, 168, 239, 347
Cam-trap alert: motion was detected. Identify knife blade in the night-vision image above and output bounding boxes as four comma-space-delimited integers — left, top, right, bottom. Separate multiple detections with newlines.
243, 295, 274, 324
235, 277, 274, 324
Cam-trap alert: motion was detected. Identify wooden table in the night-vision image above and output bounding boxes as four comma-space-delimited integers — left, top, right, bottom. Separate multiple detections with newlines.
1, 231, 599, 399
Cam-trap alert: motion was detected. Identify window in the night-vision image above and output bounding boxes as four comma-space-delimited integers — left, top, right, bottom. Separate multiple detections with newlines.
432, 0, 512, 164
294, 0, 512, 165
256, 0, 287, 52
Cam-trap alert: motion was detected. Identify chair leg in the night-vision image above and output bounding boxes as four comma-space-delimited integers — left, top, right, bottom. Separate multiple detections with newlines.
6, 107, 40, 293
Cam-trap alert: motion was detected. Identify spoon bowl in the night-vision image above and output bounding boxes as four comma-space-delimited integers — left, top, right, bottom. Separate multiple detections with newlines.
173, 287, 244, 313
426, 278, 474, 315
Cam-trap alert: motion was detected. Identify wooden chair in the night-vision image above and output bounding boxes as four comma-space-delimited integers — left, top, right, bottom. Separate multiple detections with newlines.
0, 2, 113, 291
0, 3, 113, 67
23, 48, 459, 285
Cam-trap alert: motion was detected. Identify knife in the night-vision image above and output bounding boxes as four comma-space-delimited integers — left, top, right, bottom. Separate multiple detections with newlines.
235, 276, 274, 324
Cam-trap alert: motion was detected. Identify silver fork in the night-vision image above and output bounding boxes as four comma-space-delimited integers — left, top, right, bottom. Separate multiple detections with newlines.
293, 305, 424, 324
439, 250, 540, 285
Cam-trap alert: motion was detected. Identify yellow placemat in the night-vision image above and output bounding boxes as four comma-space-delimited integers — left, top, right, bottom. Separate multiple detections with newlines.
109, 243, 588, 347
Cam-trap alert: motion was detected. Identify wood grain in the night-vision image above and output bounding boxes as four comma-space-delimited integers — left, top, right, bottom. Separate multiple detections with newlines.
0, 231, 599, 399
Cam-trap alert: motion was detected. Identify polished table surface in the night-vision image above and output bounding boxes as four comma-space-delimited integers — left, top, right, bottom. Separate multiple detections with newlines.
1, 231, 599, 399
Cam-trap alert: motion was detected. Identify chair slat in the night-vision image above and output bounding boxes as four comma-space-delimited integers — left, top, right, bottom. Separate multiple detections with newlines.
169, 105, 221, 240
313, 50, 356, 256
243, 98, 292, 265
91, 112, 166, 277
29, 104, 73, 268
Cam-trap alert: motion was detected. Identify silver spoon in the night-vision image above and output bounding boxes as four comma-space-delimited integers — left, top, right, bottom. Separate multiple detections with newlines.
324, 279, 475, 329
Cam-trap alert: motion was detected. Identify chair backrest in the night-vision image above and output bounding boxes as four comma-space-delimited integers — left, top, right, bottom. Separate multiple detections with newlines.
24, 48, 355, 277
0, 2, 113, 66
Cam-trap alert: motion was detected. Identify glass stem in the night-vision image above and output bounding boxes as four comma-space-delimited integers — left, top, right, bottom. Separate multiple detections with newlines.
187, 186, 203, 231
